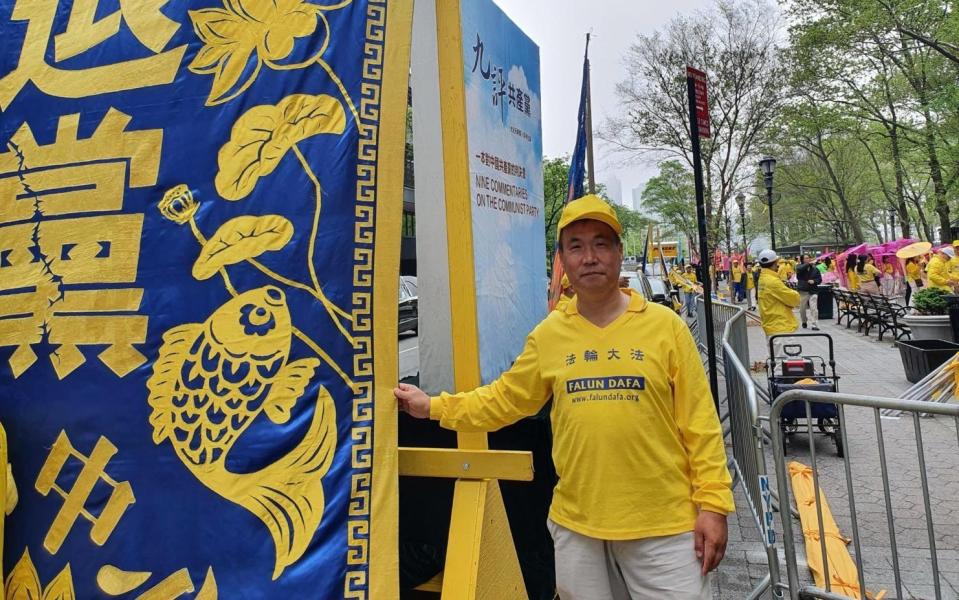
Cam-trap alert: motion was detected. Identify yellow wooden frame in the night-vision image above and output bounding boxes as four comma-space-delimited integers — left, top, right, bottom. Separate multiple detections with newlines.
398, 1, 533, 598
370, 0, 415, 597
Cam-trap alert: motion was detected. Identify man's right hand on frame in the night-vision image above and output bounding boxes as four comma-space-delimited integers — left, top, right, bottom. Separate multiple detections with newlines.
394, 383, 431, 419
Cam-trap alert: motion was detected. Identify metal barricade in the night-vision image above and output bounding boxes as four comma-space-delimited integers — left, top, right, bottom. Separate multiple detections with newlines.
716, 300, 784, 599
770, 390, 959, 600
696, 296, 742, 365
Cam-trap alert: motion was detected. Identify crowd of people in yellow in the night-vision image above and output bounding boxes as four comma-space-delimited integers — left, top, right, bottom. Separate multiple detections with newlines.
751, 241, 959, 359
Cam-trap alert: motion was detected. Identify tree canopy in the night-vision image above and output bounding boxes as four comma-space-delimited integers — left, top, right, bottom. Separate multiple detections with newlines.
606, 0, 959, 247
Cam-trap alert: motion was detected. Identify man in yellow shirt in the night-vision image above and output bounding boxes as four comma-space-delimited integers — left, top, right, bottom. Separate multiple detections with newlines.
905, 257, 923, 305
777, 259, 791, 282
926, 247, 956, 292
684, 263, 701, 317
731, 260, 745, 304
950, 240, 959, 281
396, 194, 733, 598
750, 261, 761, 308
758, 249, 801, 358
745, 261, 757, 309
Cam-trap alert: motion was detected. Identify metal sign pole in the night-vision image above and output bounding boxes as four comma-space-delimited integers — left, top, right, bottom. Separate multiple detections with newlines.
685, 67, 720, 410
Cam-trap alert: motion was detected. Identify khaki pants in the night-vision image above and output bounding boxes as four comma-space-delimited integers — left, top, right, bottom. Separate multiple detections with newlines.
799, 291, 818, 326
548, 519, 712, 600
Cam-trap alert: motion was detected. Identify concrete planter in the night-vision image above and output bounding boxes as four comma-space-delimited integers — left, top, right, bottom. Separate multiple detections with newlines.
902, 314, 953, 342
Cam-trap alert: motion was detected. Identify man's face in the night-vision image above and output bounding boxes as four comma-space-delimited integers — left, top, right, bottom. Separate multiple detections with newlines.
558, 219, 623, 294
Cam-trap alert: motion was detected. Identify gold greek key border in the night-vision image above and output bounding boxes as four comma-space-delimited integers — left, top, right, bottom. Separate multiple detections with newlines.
346, 0, 386, 597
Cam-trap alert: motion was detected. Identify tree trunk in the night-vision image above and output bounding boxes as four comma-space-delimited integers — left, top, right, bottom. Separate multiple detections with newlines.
889, 131, 911, 239
897, 36, 951, 238
815, 134, 866, 243
920, 100, 951, 239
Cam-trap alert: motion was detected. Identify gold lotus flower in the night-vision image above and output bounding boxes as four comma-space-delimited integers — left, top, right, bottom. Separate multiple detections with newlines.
159, 184, 199, 225
188, 0, 340, 106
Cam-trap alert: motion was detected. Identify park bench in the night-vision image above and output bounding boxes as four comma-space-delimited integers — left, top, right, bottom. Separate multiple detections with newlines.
834, 288, 865, 329
857, 292, 887, 335
833, 288, 911, 341
869, 294, 912, 341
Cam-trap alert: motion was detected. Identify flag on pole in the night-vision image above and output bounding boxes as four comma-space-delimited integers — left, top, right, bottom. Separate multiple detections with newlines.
548, 40, 591, 310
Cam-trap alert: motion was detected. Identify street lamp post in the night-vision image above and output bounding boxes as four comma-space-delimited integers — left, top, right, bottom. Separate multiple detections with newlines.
759, 157, 777, 251
736, 192, 747, 258
725, 214, 732, 255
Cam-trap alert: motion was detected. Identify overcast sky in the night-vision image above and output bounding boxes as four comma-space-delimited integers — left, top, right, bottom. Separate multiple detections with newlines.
496, 0, 711, 208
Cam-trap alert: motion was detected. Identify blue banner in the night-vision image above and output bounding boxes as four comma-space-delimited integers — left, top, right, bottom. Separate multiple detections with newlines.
0, 1, 408, 597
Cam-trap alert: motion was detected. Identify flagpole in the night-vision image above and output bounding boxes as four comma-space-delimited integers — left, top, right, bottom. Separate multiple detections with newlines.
584, 33, 596, 194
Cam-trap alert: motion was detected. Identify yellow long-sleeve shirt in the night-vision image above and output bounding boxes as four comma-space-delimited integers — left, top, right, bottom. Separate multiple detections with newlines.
731, 265, 743, 283
429, 290, 734, 540
846, 268, 860, 291
906, 261, 921, 284
758, 268, 800, 335
926, 256, 954, 292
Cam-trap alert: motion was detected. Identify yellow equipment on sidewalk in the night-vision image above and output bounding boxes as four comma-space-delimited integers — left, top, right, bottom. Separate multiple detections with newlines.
788, 461, 886, 600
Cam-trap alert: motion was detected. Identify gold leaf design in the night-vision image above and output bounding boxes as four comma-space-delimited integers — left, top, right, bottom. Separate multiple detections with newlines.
41, 566, 74, 600
195, 567, 218, 600
5, 549, 75, 600
5, 463, 17, 515
192, 215, 294, 280
214, 94, 346, 200
96, 565, 151, 596
188, 0, 323, 105
5, 550, 41, 600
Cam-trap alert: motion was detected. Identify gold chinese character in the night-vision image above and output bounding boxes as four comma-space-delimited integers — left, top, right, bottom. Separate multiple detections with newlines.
0, 109, 158, 378
98, 564, 217, 600
35, 430, 135, 554
0, 0, 186, 109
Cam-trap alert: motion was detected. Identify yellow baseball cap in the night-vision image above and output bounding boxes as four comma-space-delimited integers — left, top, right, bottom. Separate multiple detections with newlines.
952, 239, 959, 248
557, 194, 623, 238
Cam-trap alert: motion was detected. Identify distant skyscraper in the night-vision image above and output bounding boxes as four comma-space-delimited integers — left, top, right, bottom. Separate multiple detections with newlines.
631, 186, 644, 213
605, 173, 624, 207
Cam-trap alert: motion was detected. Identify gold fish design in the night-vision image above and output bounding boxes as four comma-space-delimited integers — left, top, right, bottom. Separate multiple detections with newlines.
147, 286, 336, 579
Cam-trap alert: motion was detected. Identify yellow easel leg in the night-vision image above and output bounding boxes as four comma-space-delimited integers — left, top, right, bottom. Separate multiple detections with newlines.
442, 479, 527, 600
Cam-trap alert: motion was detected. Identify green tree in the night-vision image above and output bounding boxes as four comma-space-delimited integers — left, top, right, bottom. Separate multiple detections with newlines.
640, 161, 698, 244
604, 0, 785, 248
784, 0, 959, 240
543, 156, 572, 257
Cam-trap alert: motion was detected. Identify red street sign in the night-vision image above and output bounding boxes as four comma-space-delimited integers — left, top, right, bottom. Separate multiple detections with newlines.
686, 66, 711, 138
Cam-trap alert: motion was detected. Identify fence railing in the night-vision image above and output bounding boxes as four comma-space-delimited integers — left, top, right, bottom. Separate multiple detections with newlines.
770, 390, 959, 600
701, 295, 955, 599
698, 297, 784, 599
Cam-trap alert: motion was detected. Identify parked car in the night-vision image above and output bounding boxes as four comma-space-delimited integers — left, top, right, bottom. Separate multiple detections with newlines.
621, 271, 675, 311
647, 275, 683, 313
399, 276, 418, 335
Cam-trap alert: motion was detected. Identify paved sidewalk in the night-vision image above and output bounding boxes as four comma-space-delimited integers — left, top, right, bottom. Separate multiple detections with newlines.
714, 306, 959, 599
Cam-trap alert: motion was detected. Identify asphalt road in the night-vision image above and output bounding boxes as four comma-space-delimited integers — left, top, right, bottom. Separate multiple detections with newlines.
399, 333, 418, 380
